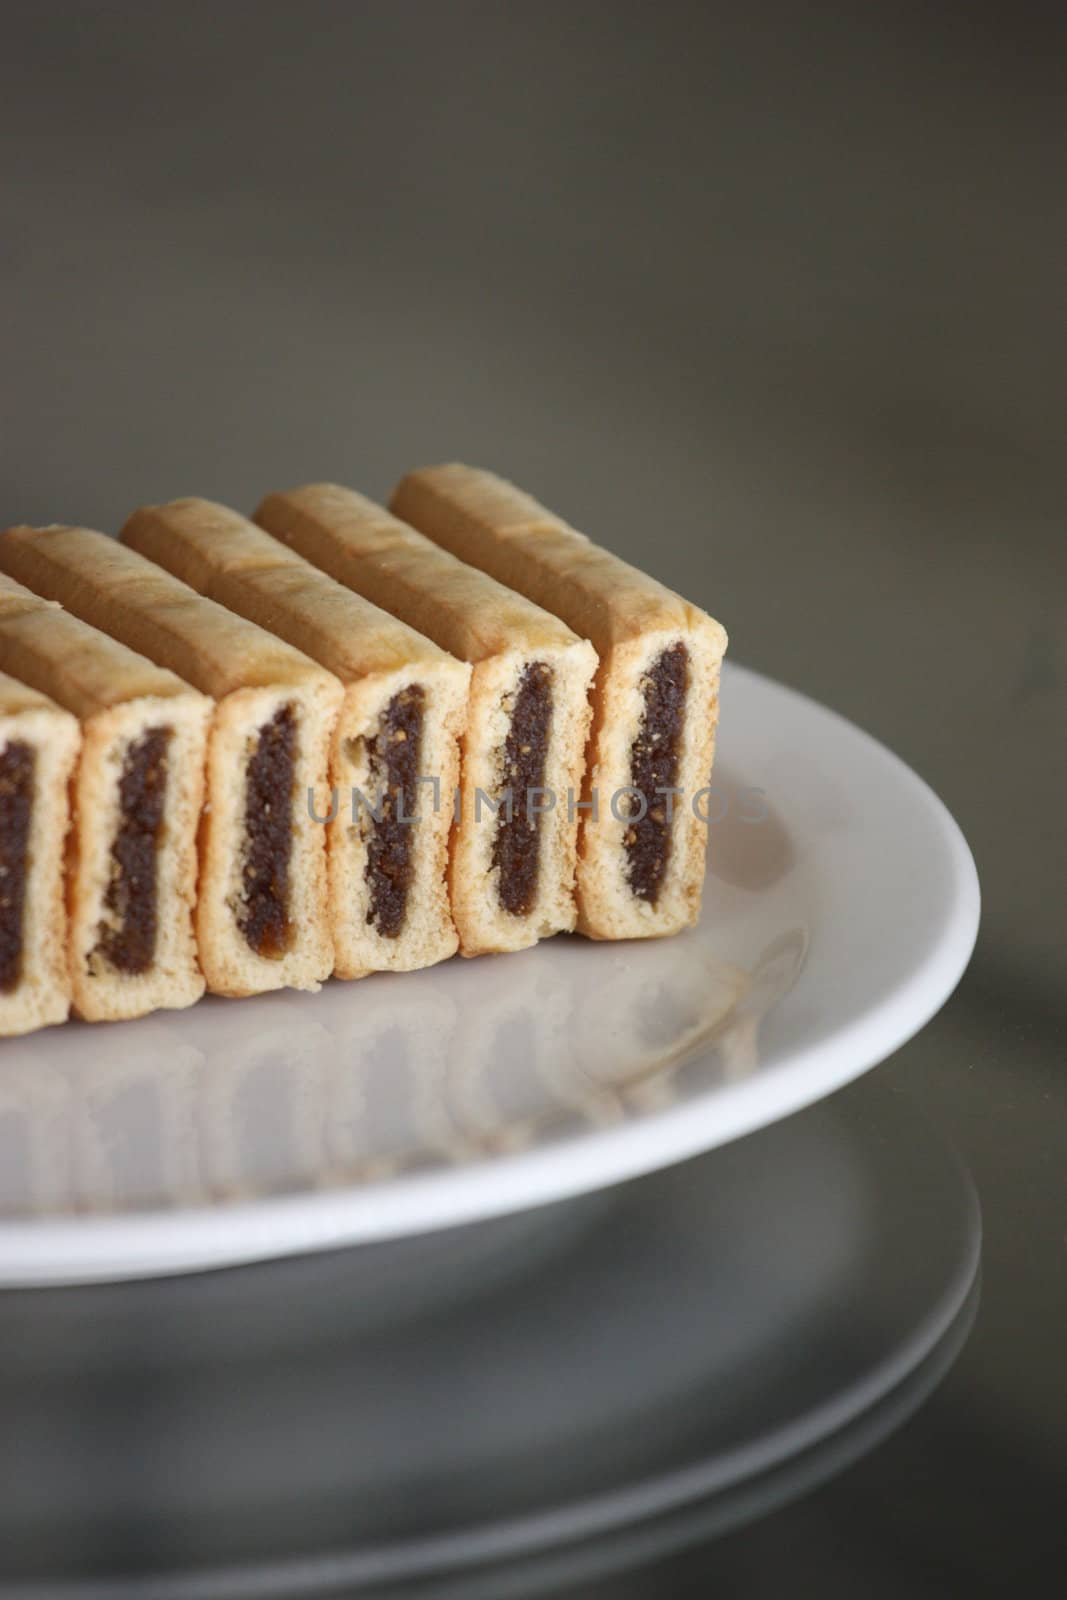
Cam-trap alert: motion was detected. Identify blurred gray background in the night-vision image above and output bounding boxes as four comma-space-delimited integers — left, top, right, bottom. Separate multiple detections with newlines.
2, 1, 1065, 1592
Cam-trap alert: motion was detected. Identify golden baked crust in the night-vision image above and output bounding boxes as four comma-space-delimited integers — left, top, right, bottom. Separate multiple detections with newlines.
389, 465, 728, 941
0, 525, 330, 699
0, 573, 194, 718
254, 483, 598, 956
122, 498, 457, 681
391, 464, 728, 657
254, 484, 583, 663
0, 671, 80, 721
122, 497, 471, 979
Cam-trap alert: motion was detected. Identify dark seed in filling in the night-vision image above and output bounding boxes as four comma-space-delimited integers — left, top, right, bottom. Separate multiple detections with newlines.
95, 726, 172, 975
364, 684, 425, 939
238, 705, 297, 960
0, 742, 35, 993
625, 643, 689, 905
493, 661, 554, 917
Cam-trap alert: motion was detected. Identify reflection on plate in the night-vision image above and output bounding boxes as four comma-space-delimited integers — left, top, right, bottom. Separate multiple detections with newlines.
0, 931, 785, 1216
0, 662, 979, 1283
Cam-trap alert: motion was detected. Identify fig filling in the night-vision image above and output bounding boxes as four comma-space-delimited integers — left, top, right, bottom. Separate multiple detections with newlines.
365, 684, 425, 939
238, 704, 297, 959
493, 661, 553, 917
625, 643, 689, 905
95, 726, 172, 975
0, 742, 35, 993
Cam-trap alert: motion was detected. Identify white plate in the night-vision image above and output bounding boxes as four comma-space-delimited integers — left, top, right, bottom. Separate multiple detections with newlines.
0, 662, 980, 1284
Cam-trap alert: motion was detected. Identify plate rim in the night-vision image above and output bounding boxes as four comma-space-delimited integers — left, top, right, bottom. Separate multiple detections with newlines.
0, 661, 981, 1284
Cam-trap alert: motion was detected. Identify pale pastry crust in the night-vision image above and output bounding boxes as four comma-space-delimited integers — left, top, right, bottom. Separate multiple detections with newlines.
122, 498, 471, 977
390, 465, 728, 940
0, 576, 210, 1022
254, 484, 597, 955
0, 529, 341, 996
70, 693, 210, 1020
322, 659, 467, 976
0, 672, 80, 1036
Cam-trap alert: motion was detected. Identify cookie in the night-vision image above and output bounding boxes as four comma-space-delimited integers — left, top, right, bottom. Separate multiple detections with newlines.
122, 497, 470, 978
0, 576, 208, 1022
254, 484, 598, 956
390, 465, 728, 939
0, 527, 342, 996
